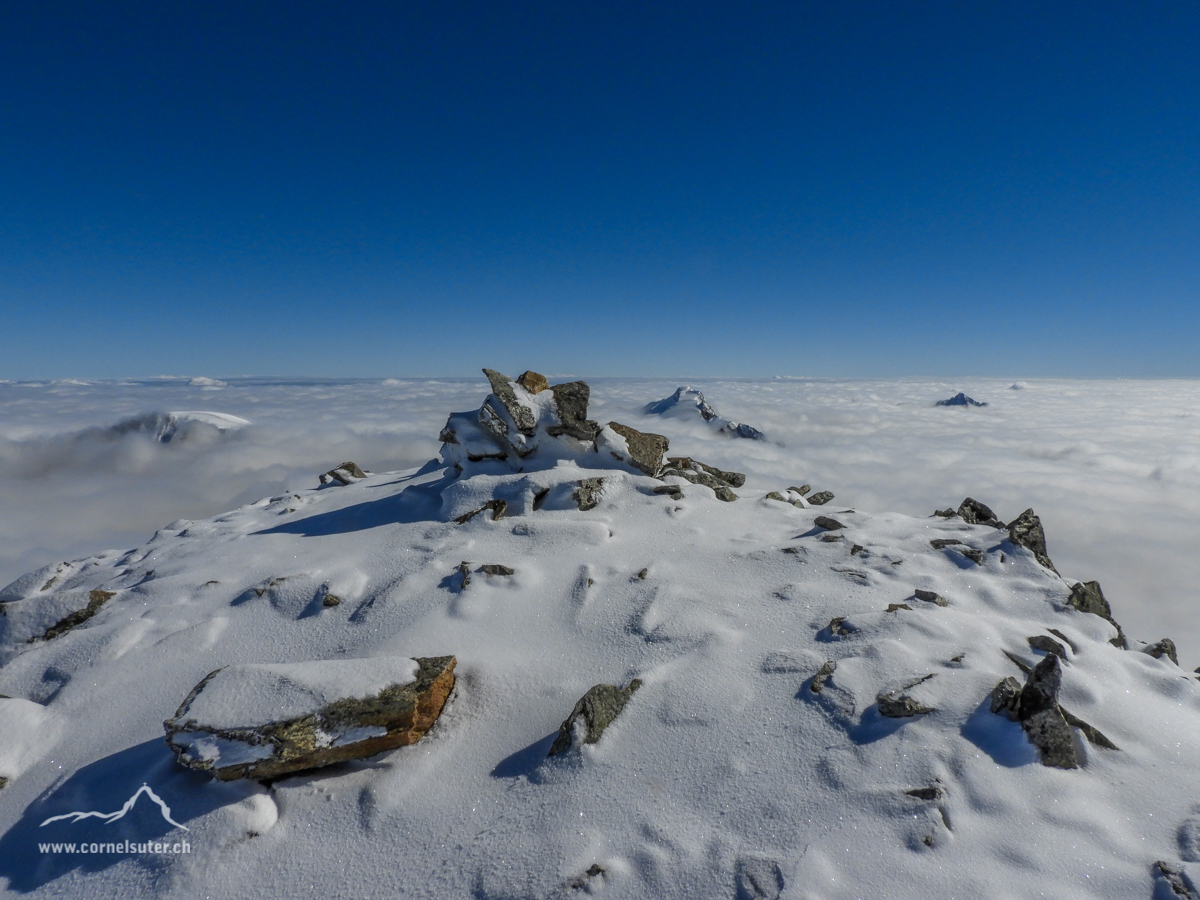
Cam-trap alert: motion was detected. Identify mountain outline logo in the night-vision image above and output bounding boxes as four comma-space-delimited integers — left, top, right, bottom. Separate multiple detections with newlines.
40, 783, 189, 831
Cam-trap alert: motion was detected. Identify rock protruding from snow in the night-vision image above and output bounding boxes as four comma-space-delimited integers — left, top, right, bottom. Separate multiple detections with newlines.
319, 461, 369, 486
573, 478, 604, 511
659, 456, 744, 502
515, 370, 549, 394
1066, 581, 1127, 648
956, 497, 1005, 528
599, 423, 669, 477
1143, 638, 1179, 666
1014, 655, 1079, 769
547, 381, 600, 441
936, 392, 987, 407
164, 656, 457, 781
1007, 508, 1057, 573
807, 490, 834, 506
643, 386, 765, 440
548, 679, 642, 756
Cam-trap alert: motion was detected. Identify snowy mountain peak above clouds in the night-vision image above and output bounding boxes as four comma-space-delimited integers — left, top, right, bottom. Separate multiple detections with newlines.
0, 369, 1198, 899
644, 386, 766, 439
104, 411, 250, 444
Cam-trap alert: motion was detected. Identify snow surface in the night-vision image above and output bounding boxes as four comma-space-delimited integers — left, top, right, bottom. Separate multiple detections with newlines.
1, 375, 1199, 898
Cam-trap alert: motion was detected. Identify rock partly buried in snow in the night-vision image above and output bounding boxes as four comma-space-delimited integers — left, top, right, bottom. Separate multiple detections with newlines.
547, 381, 600, 441
936, 392, 987, 407
1028, 635, 1068, 660
807, 491, 834, 506
1015, 655, 1079, 769
548, 679, 642, 756
1066, 581, 1127, 648
659, 456, 743, 502
643, 386, 765, 440
814, 516, 844, 531
914, 589, 948, 607
454, 498, 508, 524
1006, 508, 1057, 573
573, 478, 605, 511
165, 656, 456, 781
319, 461, 369, 486
1143, 638, 1179, 666
877, 676, 935, 718
34, 589, 115, 642
599, 422, 669, 476
956, 497, 1005, 528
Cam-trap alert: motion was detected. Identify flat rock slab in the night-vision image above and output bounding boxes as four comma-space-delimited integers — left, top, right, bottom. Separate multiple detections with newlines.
165, 655, 456, 781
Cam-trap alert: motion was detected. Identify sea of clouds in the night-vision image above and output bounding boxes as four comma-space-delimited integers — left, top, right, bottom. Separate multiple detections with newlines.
2, 374, 1197, 666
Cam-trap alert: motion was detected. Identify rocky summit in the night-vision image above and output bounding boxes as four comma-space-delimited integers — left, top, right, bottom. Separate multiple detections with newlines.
0, 368, 1196, 900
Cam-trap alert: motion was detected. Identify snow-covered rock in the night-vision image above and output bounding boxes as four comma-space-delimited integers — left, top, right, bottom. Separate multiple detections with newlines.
644, 386, 766, 439
106, 410, 249, 443
936, 392, 988, 407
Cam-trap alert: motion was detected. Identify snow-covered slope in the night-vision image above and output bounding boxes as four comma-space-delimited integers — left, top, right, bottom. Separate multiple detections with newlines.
1, 371, 1197, 900
644, 386, 765, 439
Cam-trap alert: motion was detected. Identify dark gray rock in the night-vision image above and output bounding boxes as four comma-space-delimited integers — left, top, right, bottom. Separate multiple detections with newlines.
930, 538, 963, 549
606, 422, 669, 476
1017, 655, 1080, 768
814, 516, 844, 531
548, 679, 642, 756
720, 421, 766, 440
807, 491, 834, 506
321, 593, 342, 608
458, 561, 472, 589
659, 457, 742, 501
886, 603, 912, 613
666, 457, 746, 488
764, 491, 787, 502
877, 689, 934, 718
482, 368, 538, 435
652, 484, 683, 500
1028, 635, 1067, 659
936, 392, 987, 407
1059, 706, 1118, 750
956, 547, 985, 565
827, 617, 851, 637
532, 487, 550, 510
933, 508, 956, 518
914, 589, 948, 607
1066, 581, 1127, 648
1047, 627, 1078, 653
547, 381, 600, 441
573, 478, 605, 511
850, 544, 865, 555
956, 498, 1004, 528
990, 676, 1022, 719
789, 485, 811, 496
480, 564, 514, 577
1006, 508, 1057, 573
1143, 638, 1179, 666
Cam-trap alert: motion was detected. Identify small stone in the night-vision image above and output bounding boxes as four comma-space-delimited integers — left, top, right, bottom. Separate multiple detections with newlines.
850, 544, 864, 555
0, 776, 7, 790
1006, 508, 1057, 573
532, 487, 550, 510
1028, 635, 1067, 659
321, 593, 342, 608
914, 589, 948, 607
765, 491, 787, 502
789, 485, 812, 496
814, 516, 844, 530
807, 491, 834, 506
877, 678, 934, 718
989, 676, 1022, 720
480, 564, 514, 577
548, 679, 642, 756
956, 498, 1004, 528
957, 547, 985, 565
515, 370, 549, 394
574, 478, 605, 511
933, 508, 956, 518
1142, 638, 1179, 665
929, 539, 962, 549
827, 617, 850, 637
1047, 628, 1078, 653
886, 603, 912, 613
811, 660, 836, 694
637, 568, 648, 579
782, 546, 803, 554
819, 533, 841, 543
458, 561, 471, 589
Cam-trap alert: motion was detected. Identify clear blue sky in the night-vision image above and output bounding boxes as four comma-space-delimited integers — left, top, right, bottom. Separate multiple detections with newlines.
1, 2, 1197, 379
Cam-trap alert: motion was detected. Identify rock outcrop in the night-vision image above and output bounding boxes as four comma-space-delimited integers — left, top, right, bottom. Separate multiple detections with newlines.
659, 457, 743, 502
992, 655, 1079, 768
548, 679, 642, 756
1066, 581, 1127, 648
165, 656, 456, 781
956, 498, 1004, 528
1143, 638, 1179, 666
1006, 508, 1057, 572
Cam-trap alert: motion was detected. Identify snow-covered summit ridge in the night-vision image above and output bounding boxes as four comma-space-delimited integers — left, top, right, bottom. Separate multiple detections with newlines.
644, 385, 765, 439
105, 410, 249, 443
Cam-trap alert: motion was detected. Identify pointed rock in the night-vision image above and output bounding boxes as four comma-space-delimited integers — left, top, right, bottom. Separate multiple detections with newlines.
482, 368, 538, 436
1007, 508, 1057, 573
548, 679, 642, 756
1066, 581, 1127, 648
957, 497, 1004, 528
1017, 655, 1079, 769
